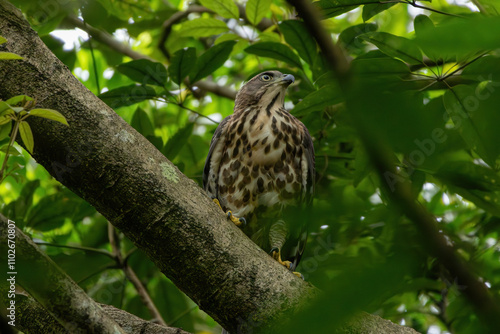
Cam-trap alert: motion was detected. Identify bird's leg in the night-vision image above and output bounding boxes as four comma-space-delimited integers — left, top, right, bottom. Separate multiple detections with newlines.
269, 221, 303, 278
212, 198, 246, 227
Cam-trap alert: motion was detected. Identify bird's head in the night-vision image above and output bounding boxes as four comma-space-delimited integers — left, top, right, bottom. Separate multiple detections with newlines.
235, 71, 295, 111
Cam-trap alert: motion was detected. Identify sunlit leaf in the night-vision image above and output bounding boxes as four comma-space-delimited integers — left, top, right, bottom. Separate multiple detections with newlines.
279, 20, 317, 66
177, 18, 228, 38
18, 121, 34, 153
5, 95, 33, 106
29, 108, 69, 126
246, 0, 271, 25
0, 36, 6, 44
169, 47, 196, 85
245, 42, 302, 69
190, 41, 236, 83
0, 52, 23, 60
200, 0, 239, 19
116, 59, 168, 87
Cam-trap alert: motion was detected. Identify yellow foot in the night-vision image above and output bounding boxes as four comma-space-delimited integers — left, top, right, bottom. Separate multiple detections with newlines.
212, 198, 246, 227
272, 250, 292, 270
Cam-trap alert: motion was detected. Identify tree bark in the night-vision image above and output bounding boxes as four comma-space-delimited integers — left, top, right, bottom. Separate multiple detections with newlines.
0, 1, 420, 333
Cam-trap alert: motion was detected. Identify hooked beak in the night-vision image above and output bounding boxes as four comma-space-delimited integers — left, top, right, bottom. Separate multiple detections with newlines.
281, 74, 295, 85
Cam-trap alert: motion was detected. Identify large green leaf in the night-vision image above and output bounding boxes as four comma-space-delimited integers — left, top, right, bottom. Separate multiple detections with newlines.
246, 0, 271, 25
98, 85, 159, 108
292, 85, 342, 116
0, 52, 23, 60
116, 59, 168, 87
461, 56, 500, 81
27, 192, 81, 231
245, 42, 302, 69
190, 41, 236, 83
177, 18, 228, 38
162, 122, 194, 161
435, 161, 500, 192
339, 23, 378, 55
200, 0, 239, 19
362, 2, 396, 21
29, 108, 69, 126
0, 122, 11, 141
19, 121, 34, 153
279, 20, 317, 66
314, 0, 373, 19
131, 107, 155, 137
443, 84, 500, 166
359, 32, 423, 65
169, 47, 196, 85
416, 16, 500, 57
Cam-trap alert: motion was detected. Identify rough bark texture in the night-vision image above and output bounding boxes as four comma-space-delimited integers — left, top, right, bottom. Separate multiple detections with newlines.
0, 215, 126, 334
0, 1, 420, 333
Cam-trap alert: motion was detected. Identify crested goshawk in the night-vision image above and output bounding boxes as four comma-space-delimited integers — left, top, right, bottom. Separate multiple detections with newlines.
203, 71, 315, 272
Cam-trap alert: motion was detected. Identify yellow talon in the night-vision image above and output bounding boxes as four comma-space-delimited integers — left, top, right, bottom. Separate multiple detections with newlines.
272, 250, 292, 269
213, 199, 245, 227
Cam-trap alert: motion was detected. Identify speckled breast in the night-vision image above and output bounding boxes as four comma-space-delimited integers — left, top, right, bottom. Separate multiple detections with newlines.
217, 105, 307, 223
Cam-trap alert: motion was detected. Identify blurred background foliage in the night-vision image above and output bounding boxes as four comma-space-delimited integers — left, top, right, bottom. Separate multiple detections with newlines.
1, 0, 500, 333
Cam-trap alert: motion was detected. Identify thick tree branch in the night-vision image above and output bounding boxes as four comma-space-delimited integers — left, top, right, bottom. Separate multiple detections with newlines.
0, 214, 126, 334
287, 0, 500, 330
0, 1, 314, 332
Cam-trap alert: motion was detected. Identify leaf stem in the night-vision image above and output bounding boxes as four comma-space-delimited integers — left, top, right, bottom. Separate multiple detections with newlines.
0, 119, 20, 182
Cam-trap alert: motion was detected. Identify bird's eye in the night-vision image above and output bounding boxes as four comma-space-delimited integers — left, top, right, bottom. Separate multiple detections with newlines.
260, 74, 273, 82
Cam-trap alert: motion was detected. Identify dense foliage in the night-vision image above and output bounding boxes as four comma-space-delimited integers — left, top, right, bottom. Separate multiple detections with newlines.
1, 0, 500, 333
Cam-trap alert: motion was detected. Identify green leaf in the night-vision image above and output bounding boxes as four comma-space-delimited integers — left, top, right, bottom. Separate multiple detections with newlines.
0, 115, 12, 126
0, 143, 21, 155
245, 42, 303, 69
413, 15, 441, 62
443, 84, 500, 166
0, 36, 6, 44
314, 0, 361, 19
162, 122, 194, 160
351, 58, 410, 76
169, 47, 196, 85
26, 192, 80, 231
29, 109, 69, 126
6, 95, 33, 106
199, 0, 239, 19
116, 59, 168, 87
461, 55, 500, 81
416, 16, 500, 57
18, 121, 34, 154
362, 3, 396, 21
131, 107, 155, 137
190, 41, 236, 83
246, 0, 271, 25
177, 18, 228, 38
279, 20, 317, 66
98, 85, 159, 108
0, 122, 12, 141
359, 32, 423, 65
292, 85, 342, 116
339, 23, 378, 54
435, 161, 500, 192
0, 52, 23, 60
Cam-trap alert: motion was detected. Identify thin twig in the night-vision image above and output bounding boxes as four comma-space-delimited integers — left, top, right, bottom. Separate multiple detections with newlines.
108, 223, 168, 326
34, 241, 114, 258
